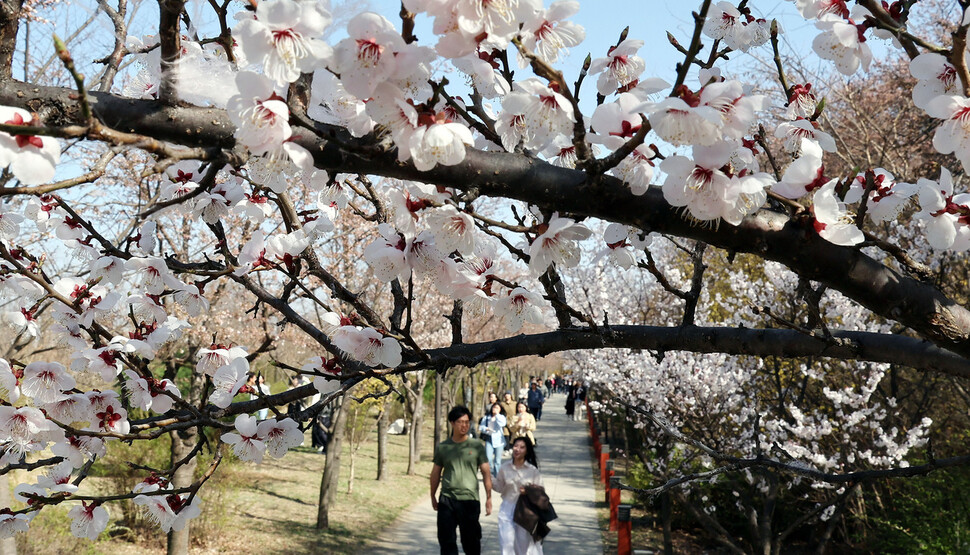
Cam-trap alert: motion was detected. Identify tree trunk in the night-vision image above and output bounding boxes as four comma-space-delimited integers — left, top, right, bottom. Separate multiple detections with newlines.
757, 473, 779, 555
661, 491, 673, 555
403, 371, 428, 476
347, 447, 357, 494
433, 372, 442, 447
316, 393, 351, 529
407, 392, 424, 475
167, 428, 198, 555
376, 408, 388, 481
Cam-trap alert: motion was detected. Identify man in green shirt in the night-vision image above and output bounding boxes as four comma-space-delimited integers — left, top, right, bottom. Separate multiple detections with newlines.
430, 405, 492, 555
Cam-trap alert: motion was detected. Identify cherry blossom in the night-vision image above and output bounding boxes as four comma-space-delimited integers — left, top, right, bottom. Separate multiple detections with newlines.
227, 72, 291, 155
646, 87, 723, 146
925, 94, 970, 171
51, 435, 106, 469
454, 0, 540, 53
910, 53, 962, 110
3, 306, 39, 339
772, 139, 827, 199
812, 13, 872, 76
0, 511, 30, 538
308, 71, 374, 137
364, 224, 409, 282
233, 0, 332, 85
795, 0, 850, 20
20, 361, 75, 404
528, 214, 591, 274
408, 116, 474, 171
400, 235, 442, 281
519, 1, 585, 65
493, 286, 545, 332
843, 169, 919, 223
0, 406, 56, 462
222, 414, 267, 463
332, 326, 402, 368
915, 167, 970, 251
37, 461, 78, 494
498, 78, 575, 151
0, 106, 61, 185
426, 205, 476, 255
196, 343, 248, 376
588, 39, 645, 96
775, 119, 836, 154
591, 223, 638, 269
452, 52, 511, 99
703, 1, 770, 52
332, 12, 408, 99
68, 502, 109, 540
124, 370, 180, 414
589, 93, 646, 151
812, 179, 864, 246
257, 418, 304, 458
786, 83, 819, 119
0, 359, 20, 403
307, 355, 342, 395
661, 141, 771, 224
0, 208, 23, 240
209, 358, 250, 409
134, 492, 201, 533
266, 229, 309, 274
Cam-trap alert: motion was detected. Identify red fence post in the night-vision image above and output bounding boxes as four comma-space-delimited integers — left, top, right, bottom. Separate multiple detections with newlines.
609, 476, 621, 531
604, 460, 615, 504
599, 445, 609, 485
617, 504, 632, 555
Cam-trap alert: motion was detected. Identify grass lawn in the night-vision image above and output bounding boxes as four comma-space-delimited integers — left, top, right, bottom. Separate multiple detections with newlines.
16, 420, 434, 554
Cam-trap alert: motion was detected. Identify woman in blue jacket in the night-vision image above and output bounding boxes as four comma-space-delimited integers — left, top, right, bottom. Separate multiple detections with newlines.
479, 402, 507, 477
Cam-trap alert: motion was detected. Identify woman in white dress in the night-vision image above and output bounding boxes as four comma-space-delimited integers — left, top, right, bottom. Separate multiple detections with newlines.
493, 436, 543, 555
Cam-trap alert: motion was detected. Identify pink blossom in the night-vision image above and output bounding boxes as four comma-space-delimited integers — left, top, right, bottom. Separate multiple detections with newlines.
519, 1, 585, 66
21, 361, 74, 404
68, 501, 108, 540
332, 326, 402, 368
257, 418, 304, 458
812, 180, 864, 246
209, 357, 250, 408
0, 107, 60, 186
227, 71, 291, 155
222, 414, 266, 463
493, 287, 545, 332
233, 0, 332, 85
589, 39, 645, 96
528, 214, 591, 274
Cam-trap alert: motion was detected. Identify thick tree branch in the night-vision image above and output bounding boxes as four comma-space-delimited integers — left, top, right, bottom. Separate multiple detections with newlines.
2, 81, 970, 363
415, 326, 970, 378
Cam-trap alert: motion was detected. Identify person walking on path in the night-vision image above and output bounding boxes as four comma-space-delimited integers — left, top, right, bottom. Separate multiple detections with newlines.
500, 393, 518, 446
527, 383, 545, 422
431, 406, 493, 555
479, 402, 507, 477
512, 402, 537, 446
494, 437, 544, 555
564, 386, 575, 420
484, 392, 499, 419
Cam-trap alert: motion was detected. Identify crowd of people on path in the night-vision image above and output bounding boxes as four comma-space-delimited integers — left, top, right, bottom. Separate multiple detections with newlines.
430, 374, 589, 554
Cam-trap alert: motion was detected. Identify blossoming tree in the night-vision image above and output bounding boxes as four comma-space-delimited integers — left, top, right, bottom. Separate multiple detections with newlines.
0, 0, 968, 548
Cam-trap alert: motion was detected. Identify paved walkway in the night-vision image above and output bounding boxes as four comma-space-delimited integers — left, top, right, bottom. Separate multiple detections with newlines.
370, 400, 602, 554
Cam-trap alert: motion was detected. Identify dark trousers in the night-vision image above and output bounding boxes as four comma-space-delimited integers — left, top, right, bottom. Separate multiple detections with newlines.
529, 404, 542, 421
437, 495, 481, 555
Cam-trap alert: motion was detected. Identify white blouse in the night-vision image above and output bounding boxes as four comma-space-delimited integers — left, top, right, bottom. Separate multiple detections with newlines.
493, 461, 543, 501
